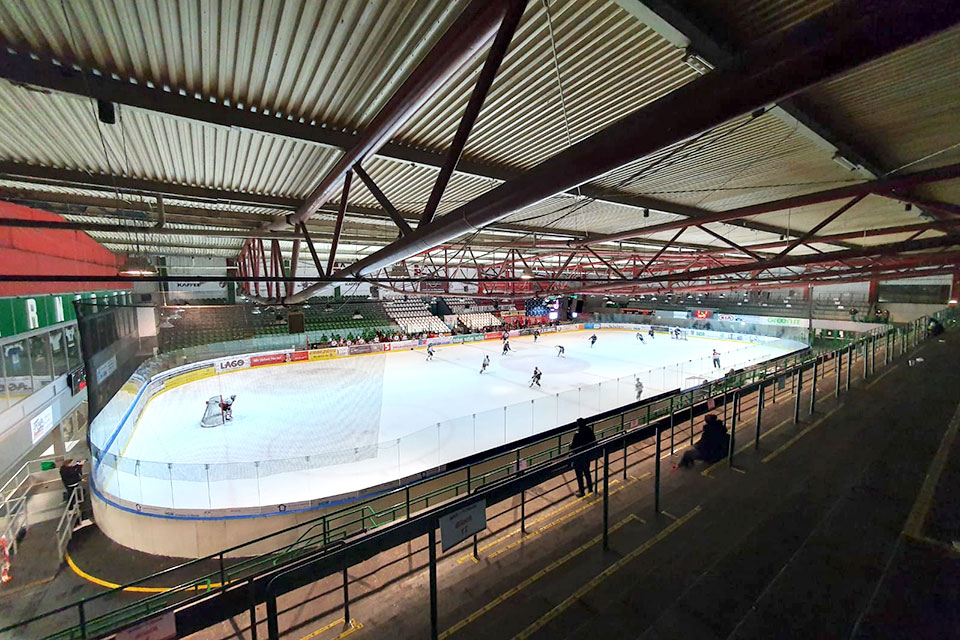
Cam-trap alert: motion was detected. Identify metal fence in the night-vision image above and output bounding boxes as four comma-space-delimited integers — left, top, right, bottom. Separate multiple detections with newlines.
1, 312, 950, 640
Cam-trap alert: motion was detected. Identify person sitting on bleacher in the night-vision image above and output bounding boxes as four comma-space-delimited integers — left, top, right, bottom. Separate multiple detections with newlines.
675, 414, 729, 470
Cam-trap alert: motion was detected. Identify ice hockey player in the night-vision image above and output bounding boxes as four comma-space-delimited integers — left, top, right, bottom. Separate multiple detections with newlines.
648, 327, 655, 339
426, 345, 435, 361
636, 331, 645, 343
589, 334, 597, 348
480, 354, 490, 374
529, 367, 542, 388
502, 340, 511, 356
712, 349, 721, 369
556, 345, 565, 357
635, 378, 644, 401
533, 329, 540, 342
219, 395, 236, 421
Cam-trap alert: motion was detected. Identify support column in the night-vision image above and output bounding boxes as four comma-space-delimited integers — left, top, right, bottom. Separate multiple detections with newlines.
809, 357, 818, 415
835, 349, 842, 397
755, 383, 764, 449
794, 367, 803, 425
846, 345, 852, 391
429, 526, 438, 640
602, 447, 610, 550
728, 391, 739, 466
654, 426, 662, 514
863, 338, 869, 379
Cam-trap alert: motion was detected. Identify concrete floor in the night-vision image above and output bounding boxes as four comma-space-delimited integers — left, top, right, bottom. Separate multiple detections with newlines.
5, 331, 958, 640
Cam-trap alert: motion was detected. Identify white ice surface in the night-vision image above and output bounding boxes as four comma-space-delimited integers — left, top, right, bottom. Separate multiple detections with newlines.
100, 330, 798, 511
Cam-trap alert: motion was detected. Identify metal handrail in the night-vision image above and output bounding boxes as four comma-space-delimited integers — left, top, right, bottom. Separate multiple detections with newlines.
4, 315, 947, 640
0, 495, 27, 556
56, 485, 84, 561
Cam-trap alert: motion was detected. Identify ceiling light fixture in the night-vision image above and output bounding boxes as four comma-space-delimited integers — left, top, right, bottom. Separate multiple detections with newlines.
831, 152, 860, 172
119, 256, 156, 276
681, 50, 713, 75
520, 268, 534, 280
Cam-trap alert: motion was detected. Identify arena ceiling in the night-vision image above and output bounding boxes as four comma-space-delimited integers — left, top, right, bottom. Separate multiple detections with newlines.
0, 0, 959, 300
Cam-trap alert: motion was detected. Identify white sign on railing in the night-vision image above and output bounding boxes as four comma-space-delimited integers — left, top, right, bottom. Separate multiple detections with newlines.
30, 406, 55, 445
96, 355, 118, 383
439, 500, 487, 552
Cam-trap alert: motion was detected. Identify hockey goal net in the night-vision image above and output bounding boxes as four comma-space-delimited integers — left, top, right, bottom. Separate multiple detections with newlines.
200, 396, 226, 428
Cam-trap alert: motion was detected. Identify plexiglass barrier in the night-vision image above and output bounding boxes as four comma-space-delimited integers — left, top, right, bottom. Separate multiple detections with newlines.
90, 325, 806, 514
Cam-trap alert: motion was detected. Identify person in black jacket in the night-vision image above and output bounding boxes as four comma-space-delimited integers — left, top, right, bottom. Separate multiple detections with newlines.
59, 459, 83, 500
569, 419, 596, 497
676, 414, 729, 469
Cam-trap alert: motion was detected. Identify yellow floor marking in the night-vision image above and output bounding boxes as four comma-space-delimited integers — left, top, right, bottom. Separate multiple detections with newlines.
457, 484, 605, 564
439, 515, 640, 639
512, 505, 701, 639
459, 478, 635, 564
761, 404, 844, 464
700, 417, 792, 477
903, 532, 960, 555
660, 511, 678, 521
865, 365, 898, 389
298, 618, 363, 640
486, 481, 635, 560
701, 370, 860, 478
903, 402, 960, 538
66, 552, 224, 593
732, 466, 747, 474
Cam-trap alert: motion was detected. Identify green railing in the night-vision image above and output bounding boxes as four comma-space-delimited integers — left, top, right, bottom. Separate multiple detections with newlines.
3, 314, 949, 640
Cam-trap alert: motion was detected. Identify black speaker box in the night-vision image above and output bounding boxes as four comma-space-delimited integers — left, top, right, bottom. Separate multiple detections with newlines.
288, 311, 305, 334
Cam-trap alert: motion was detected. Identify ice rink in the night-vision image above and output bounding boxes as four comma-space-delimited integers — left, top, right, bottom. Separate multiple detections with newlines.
98, 329, 801, 512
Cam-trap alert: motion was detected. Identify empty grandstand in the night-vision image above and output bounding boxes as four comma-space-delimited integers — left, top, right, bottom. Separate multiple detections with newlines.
382, 298, 448, 335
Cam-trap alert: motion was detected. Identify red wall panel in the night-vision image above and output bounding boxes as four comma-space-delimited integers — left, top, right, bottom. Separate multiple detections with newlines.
0, 200, 131, 296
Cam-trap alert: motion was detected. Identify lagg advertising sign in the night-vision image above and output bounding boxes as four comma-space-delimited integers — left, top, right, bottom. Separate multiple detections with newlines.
216, 356, 249, 372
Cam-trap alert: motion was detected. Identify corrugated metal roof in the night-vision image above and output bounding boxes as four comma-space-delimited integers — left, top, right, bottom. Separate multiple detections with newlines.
0, 83, 345, 197
798, 24, 960, 174
346, 156, 499, 218
683, 0, 837, 46
748, 194, 939, 239
0, 0, 957, 280
397, 0, 698, 168
592, 111, 861, 212
0, 0, 466, 132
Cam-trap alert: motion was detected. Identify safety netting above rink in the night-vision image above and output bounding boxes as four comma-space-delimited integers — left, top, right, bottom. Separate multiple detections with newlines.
84, 307, 807, 517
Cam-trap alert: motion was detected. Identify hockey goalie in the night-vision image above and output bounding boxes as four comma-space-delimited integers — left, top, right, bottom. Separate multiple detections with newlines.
200, 395, 236, 428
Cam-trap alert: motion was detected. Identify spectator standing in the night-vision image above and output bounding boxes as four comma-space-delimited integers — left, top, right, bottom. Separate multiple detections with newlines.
569, 419, 596, 497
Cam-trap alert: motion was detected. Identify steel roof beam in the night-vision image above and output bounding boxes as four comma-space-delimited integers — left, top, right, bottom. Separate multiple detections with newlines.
774, 194, 866, 258
420, 0, 526, 227
0, 217, 300, 239
712, 220, 960, 252
0, 43, 805, 244
587, 162, 960, 245
0, 161, 594, 241
287, 0, 960, 302
569, 234, 960, 295
614, 0, 880, 179
273, 0, 512, 231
